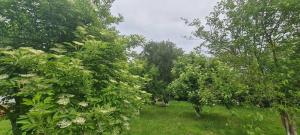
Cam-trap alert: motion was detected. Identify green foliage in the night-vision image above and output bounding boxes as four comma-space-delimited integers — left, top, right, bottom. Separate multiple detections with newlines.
189, 0, 300, 133
0, 45, 150, 135
0, 0, 121, 51
142, 41, 184, 83
169, 53, 245, 116
0, 47, 93, 134
168, 53, 207, 100
76, 39, 126, 90
0, 0, 152, 134
141, 41, 184, 103
191, 0, 300, 109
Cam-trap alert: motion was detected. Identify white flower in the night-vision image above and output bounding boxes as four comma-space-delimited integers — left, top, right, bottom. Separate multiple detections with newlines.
0, 15, 9, 23
99, 110, 110, 114
98, 107, 116, 114
0, 15, 6, 22
78, 102, 88, 107
20, 47, 44, 55
58, 94, 74, 99
0, 74, 9, 80
19, 74, 36, 78
32, 2, 40, 6
72, 117, 86, 125
57, 98, 70, 105
57, 119, 72, 128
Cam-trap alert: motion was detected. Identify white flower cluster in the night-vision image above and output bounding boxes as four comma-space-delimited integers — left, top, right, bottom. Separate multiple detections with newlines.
57, 116, 86, 128
0, 74, 9, 80
78, 101, 88, 107
98, 106, 116, 114
57, 98, 70, 105
72, 117, 86, 125
0, 15, 10, 23
19, 74, 36, 78
57, 94, 74, 106
57, 119, 72, 128
59, 94, 75, 98
21, 47, 44, 55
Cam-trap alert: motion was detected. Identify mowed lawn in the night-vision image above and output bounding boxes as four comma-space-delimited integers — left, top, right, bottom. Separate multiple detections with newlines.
125, 101, 300, 135
0, 101, 299, 135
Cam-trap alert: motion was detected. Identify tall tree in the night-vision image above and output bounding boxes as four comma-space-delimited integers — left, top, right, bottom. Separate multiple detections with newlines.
141, 41, 184, 104
0, 0, 121, 51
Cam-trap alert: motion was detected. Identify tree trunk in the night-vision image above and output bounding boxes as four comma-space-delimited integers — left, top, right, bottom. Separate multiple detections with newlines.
8, 96, 23, 135
162, 93, 170, 105
194, 105, 202, 117
9, 115, 22, 135
280, 111, 297, 135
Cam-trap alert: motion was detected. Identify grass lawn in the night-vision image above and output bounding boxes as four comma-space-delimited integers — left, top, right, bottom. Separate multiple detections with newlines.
0, 119, 11, 135
124, 101, 299, 135
0, 101, 299, 135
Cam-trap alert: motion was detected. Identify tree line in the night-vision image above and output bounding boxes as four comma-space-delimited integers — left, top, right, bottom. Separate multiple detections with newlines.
131, 0, 300, 134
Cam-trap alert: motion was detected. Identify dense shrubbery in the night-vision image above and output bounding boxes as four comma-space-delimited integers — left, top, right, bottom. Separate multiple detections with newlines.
0, 44, 149, 135
0, 0, 150, 135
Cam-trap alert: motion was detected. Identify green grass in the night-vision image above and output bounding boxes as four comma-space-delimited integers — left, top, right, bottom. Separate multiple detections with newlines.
124, 101, 299, 135
0, 101, 299, 135
0, 119, 11, 135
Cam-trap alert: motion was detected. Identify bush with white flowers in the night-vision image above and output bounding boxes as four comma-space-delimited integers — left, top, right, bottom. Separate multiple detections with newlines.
0, 46, 150, 135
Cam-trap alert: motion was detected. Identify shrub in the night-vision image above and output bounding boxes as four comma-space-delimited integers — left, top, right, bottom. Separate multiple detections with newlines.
0, 47, 150, 134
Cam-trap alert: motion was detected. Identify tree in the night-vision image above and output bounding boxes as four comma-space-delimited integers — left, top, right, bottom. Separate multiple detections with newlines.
141, 41, 184, 104
190, 0, 300, 134
0, 0, 121, 51
168, 53, 206, 101
169, 53, 244, 116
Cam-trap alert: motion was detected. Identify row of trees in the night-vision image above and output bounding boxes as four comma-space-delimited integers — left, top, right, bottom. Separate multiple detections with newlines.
0, 0, 150, 135
126, 1, 299, 134
169, 0, 299, 135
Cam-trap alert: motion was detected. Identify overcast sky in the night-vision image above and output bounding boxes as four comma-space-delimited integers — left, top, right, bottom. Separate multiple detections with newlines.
111, 0, 219, 52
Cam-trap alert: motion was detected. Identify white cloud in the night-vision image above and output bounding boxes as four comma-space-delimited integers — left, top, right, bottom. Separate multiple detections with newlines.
111, 0, 219, 52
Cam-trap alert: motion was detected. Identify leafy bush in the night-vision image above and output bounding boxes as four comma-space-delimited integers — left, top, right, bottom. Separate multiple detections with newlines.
0, 47, 150, 135
0, 0, 150, 134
